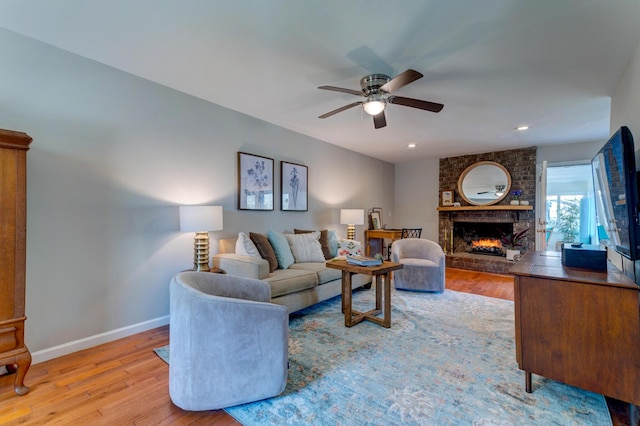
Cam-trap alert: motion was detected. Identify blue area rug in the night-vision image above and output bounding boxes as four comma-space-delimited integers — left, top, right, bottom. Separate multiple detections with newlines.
157, 289, 611, 425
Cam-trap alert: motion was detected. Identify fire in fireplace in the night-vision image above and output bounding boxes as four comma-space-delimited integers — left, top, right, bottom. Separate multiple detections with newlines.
470, 238, 503, 256
453, 222, 514, 256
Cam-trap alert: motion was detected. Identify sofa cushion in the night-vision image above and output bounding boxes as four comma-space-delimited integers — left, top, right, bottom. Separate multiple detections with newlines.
235, 232, 260, 257
265, 269, 318, 298
267, 230, 295, 270
294, 229, 333, 260
250, 232, 278, 273
285, 232, 325, 263
290, 262, 342, 284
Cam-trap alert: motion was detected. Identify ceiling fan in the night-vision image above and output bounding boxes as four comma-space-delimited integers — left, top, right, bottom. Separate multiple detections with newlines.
317, 69, 444, 129
477, 185, 507, 196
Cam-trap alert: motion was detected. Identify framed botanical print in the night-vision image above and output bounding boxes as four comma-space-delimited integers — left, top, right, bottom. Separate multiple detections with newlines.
237, 152, 274, 210
281, 161, 308, 211
441, 189, 454, 206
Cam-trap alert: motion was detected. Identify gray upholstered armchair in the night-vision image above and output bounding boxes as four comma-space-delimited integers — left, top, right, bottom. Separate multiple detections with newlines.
391, 238, 445, 292
169, 271, 288, 411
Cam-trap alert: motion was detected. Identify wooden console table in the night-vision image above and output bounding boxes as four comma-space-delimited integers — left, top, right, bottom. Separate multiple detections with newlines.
511, 251, 640, 406
364, 229, 403, 257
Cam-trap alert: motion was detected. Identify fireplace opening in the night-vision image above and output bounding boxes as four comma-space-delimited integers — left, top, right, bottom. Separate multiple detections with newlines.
453, 222, 513, 256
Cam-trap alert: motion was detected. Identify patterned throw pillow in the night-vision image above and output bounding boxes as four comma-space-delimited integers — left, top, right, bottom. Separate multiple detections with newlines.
337, 239, 362, 257
285, 232, 325, 263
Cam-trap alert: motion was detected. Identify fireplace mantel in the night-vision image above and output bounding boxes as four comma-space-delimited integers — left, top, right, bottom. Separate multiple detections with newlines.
437, 205, 533, 212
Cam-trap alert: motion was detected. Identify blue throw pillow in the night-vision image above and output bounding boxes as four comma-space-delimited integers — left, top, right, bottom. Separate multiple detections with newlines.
328, 230, 338, 258
268, 230, 295, 269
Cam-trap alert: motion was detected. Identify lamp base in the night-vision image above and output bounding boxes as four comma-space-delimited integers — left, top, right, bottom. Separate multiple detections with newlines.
347, 224, 356, 240
192, 232, 211, 272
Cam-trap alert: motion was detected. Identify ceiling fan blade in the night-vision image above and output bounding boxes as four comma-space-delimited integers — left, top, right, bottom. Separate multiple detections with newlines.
373, 111, 386, 129
388, 96, 444, 113
318, 85, 364, 96
380, 69, 423, 93
318, 102, 362, 119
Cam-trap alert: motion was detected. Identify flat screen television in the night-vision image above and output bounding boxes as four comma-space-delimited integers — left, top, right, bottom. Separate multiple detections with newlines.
591, 126, 640, 261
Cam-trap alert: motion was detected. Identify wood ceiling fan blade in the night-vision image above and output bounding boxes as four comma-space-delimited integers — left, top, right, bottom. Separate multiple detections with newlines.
318, 86, 364, 96
379, 69, 423, 93
318, 102, 362, 119
373, 111, 386, 129
388, 96, 444, 113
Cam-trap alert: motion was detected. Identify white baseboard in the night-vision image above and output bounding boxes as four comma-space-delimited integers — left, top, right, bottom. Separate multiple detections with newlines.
31, 315, 170, 364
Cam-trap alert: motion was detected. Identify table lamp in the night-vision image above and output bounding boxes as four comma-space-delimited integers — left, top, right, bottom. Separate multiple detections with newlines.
340, 209, 364, 240
179, 205, 223, 272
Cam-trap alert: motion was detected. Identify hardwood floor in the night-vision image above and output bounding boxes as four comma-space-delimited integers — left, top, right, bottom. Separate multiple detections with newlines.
0, 268, 633, 425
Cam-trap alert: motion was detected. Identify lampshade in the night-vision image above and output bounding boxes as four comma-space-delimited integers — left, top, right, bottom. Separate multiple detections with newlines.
363, 100, 385, 116
340, 209, 365, 225
179, 205, 223, 272
179, 206, 223, 232
340, 208, 364, 240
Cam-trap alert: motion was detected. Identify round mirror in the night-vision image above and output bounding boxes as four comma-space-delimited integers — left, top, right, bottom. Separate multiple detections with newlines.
457, 161, 511, 206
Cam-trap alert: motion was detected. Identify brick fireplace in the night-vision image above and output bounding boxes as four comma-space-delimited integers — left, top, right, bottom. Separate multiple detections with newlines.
439, 147, 536, 275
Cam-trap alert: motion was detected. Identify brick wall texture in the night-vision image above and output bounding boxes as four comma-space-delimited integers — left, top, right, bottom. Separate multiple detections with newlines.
439, 146, 537, 274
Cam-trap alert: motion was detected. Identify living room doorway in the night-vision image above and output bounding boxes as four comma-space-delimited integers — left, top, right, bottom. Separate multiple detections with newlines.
536, 162, 596, 251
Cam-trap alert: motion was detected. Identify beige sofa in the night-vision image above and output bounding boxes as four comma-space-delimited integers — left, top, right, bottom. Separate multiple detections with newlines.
212, 237, 372, 314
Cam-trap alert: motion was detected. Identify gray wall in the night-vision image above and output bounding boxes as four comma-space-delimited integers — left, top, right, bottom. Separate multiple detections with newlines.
392, 158, 440, 241
0, 29, 395, 360
612, 38, 640, 139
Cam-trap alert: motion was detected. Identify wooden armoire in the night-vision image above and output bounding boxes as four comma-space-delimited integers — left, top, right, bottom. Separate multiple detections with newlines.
0, 129, 32, 395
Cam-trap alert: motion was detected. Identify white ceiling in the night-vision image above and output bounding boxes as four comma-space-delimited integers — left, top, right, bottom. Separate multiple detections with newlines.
1, 0, 640, 164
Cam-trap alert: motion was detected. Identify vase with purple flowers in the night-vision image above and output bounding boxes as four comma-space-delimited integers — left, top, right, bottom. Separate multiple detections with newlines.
510, 189, 522, 205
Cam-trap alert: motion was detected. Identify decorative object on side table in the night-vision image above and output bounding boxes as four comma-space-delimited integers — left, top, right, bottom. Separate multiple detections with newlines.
500, 228, 528, 261
280, 161, 308, 211
368, 210, 383, 230
179, 205, 223, 272
367, 207, 383, 229
340, 209, 364, 240
238, 152, 274, 210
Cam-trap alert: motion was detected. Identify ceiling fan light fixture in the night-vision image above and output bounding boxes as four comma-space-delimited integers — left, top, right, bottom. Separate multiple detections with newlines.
363, 100, 385, 116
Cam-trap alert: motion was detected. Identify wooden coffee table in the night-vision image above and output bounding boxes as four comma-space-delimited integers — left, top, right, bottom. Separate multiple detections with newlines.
326, 259, 403, 328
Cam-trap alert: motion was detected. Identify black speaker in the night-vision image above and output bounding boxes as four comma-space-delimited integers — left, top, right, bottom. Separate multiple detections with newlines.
561, 243, 607, 272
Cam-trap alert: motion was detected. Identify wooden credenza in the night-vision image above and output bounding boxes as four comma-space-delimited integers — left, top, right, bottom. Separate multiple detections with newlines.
511, 250, 640, 406
0, 129, 32, 395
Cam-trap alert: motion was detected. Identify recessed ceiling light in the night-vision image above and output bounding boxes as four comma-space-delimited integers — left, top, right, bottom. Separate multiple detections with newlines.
516, 125, 529, 131
408, 143, 416, 149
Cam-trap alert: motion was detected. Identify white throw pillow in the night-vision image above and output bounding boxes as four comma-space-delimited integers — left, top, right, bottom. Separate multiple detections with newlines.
285, 231, 325, 263
235, 232, 260, 257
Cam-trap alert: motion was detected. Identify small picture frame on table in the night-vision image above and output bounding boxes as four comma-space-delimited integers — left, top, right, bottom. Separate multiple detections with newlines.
441, 189, 454, 206
370, 211, 382, 229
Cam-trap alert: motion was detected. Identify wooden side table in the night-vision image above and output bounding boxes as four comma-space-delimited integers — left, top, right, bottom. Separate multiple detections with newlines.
364, 229, 403, 257
326, 259, 403, 328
